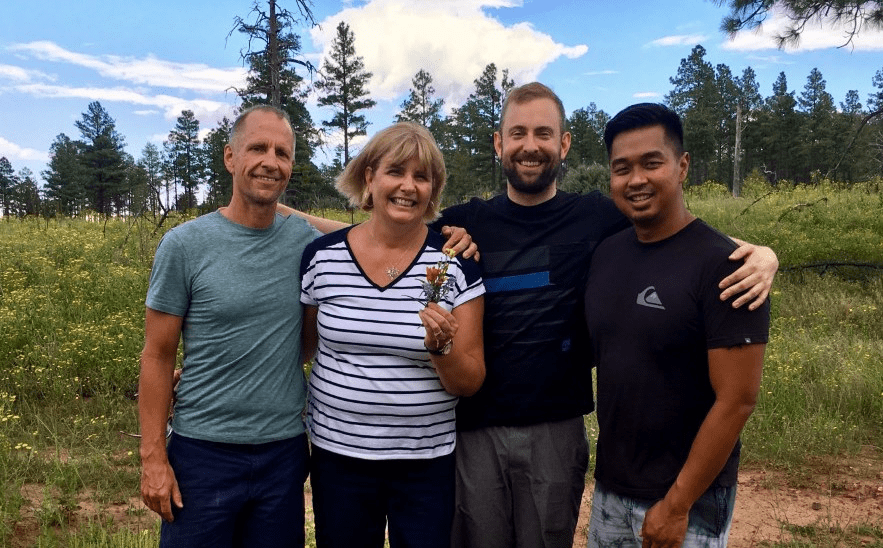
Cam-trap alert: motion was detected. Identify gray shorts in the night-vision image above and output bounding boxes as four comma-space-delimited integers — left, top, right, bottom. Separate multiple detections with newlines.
451, 416, 590, 548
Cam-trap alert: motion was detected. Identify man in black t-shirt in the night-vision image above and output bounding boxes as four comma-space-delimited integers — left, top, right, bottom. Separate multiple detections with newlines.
437, 84, 776, 548
585, 103, 770, 547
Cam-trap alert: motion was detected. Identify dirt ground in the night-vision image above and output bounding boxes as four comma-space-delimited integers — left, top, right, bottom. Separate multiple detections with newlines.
573, 446, 882, 547
13, 447, 883, 547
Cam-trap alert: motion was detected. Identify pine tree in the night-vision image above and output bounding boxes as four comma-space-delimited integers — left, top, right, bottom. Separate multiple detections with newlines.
314, 21, 377, 165
74, 101, 127, 216
166, 110, 205, 209
0, 157, 17, 218
666, 45, 718, 184
798, 68, 837, 181
396, 69, 445, 129
43, 133, 86, 215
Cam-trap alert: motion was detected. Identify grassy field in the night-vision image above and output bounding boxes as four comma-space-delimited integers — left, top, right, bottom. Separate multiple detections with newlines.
0, 177, 881, 546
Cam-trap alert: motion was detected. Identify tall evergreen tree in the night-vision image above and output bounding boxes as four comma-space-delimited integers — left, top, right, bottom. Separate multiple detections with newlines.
314, 21, 377, 165
732, 66, 763, 195
14, 168, 40, 216
75, 101, 127, 215
166, 110, 205, 209
0, 157, 17, 218
395, 69, 445, 130
666, 45, 718, 184
233, 0, 325, 209
797, 68, 837, 181
137, 143, 165, 217
567, 103, 609, 167
202, 118, 234, 210
43, 133, 86, 215
758, 72, 800, 182
448, 63, 514, 196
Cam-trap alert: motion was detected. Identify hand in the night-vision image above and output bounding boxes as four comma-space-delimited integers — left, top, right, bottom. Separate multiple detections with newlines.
418, 302, 458, 353
141, 459, 183, 522
718, 244, 778, 310
440, 225, 480, 261
641, 498, 688, 548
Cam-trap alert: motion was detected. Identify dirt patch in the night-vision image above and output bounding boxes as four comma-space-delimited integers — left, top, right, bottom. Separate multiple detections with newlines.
12, 448, 882, 547
573, 446, 883, 547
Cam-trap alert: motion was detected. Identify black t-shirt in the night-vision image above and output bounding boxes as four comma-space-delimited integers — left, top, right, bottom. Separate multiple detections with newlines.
585, 219, 770, 500
432, 191, 629, 430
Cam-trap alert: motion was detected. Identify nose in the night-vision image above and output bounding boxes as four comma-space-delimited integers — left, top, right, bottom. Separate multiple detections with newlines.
400, 173, 417, 191
523, 133, 539, 152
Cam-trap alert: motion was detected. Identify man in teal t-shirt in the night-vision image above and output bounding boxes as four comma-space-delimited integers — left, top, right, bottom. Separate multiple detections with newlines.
138, 105, 318, 547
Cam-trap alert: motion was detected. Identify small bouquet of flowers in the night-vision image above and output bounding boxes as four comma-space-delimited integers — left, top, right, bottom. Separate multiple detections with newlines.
418, 248, 456, 305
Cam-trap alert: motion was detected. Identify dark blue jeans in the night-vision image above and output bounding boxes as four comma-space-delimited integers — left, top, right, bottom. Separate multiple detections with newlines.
160, 432, 310, 548
310, 445, 455, 548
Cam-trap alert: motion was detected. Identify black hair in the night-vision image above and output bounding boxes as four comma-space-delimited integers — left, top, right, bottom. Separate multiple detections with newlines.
603, 103, 684, 157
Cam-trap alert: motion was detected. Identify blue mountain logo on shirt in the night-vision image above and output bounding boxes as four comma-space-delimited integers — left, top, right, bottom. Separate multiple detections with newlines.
637, 286, 665, 310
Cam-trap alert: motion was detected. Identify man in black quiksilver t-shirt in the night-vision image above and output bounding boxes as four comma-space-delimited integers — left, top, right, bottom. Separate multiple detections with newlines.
585, 103, 770, 547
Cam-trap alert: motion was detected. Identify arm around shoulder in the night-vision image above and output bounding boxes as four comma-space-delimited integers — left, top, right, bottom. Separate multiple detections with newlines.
276, 202, 348, 234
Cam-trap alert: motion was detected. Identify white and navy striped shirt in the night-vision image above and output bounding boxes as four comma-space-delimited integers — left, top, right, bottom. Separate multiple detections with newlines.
300, 227, 485, 460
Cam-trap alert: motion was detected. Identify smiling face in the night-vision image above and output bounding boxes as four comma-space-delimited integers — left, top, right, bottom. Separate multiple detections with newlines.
495, 97, 571, 205
608, 124, 691, 241
365, 154, 433, 228
223, 110, 293, 208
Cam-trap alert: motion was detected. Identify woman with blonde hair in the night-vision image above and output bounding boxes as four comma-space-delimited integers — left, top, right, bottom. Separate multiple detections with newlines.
299, 122, 485, 548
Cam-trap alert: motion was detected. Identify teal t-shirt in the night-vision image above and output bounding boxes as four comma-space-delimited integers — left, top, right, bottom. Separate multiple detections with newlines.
146, 210, 318, 444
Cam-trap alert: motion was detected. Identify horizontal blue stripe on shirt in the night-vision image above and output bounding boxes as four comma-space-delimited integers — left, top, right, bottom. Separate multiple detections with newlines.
484, 271, 551, 293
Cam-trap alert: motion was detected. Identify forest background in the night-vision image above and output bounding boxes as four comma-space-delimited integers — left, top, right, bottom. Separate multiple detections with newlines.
2, 0, 883, 214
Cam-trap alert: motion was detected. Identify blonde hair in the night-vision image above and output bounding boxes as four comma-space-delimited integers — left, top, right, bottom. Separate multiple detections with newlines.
336, 122, 446, 221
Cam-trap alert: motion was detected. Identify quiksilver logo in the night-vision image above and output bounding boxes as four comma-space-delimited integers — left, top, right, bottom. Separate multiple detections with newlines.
637, 286, 665, 310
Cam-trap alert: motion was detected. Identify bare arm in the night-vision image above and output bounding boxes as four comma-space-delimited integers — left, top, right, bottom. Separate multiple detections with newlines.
276, 202, 348, 234
719, 239, 778, 310
301, 305, 319, 365
138, 308, 184, 522
418, 298, 485, 396
640, 344, 766, 547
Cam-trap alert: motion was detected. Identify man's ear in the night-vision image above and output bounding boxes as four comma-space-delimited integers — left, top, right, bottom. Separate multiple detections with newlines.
679, 151, 690, 182
223, 144, 234, 175
560, 131, 572, 160
493, 132, 503, 157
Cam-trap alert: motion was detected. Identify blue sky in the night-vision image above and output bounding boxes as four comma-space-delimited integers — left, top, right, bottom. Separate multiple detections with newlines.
2, 0, 881, 186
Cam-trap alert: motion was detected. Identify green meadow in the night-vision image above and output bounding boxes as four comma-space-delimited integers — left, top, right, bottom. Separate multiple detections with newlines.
1, 176, 881, 546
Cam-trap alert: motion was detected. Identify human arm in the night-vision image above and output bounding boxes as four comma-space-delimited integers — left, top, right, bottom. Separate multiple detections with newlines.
138, 307, 184, 522
417, 297, 485, 396
718, 238, 778, 311
276, 202, 348, 234
640, 343, 766, 547
301, 305, 319, 365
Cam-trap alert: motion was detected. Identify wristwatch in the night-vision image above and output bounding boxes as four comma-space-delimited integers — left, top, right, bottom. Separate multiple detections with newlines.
427, 339, 453, 356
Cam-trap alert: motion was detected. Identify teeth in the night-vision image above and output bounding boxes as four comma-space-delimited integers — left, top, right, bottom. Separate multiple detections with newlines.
392, 198, 415, 207
520, 161, 541, 167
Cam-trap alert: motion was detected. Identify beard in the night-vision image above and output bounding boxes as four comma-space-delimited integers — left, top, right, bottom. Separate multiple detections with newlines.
502, 152, 562, 195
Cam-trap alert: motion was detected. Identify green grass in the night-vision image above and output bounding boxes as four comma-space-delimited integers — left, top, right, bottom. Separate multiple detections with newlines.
1, 179, 882, 546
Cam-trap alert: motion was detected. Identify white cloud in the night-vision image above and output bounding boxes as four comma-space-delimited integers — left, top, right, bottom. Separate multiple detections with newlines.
0, 136, 48, 162
309, 0, 588, 105
584, 70, 618, 76
0, 63, 54, 83
633, 92, 661, 99
8, 41, 248, 92
646, 34, 709, 47
14, 83, 237, 124
722, 9, 883, 51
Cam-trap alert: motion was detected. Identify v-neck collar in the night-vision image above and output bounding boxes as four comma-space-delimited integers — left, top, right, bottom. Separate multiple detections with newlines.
344, 224, 430, 291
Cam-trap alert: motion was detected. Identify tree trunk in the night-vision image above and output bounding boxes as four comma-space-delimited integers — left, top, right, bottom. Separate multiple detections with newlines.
732, 103, 743, 197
